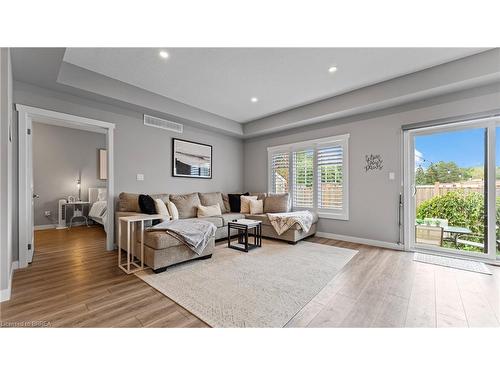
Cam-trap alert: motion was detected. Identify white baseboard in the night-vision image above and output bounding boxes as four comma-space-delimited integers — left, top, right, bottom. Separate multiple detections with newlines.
316, 232, 404, 251
0, 260, 19, 302
35, 222, 89, 231
34, 224, 57, 231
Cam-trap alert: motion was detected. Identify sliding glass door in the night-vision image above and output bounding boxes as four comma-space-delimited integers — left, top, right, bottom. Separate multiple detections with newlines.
404, 117, 500, 260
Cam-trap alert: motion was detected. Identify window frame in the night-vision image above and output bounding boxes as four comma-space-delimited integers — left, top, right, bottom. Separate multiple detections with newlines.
267, 133, 349, 220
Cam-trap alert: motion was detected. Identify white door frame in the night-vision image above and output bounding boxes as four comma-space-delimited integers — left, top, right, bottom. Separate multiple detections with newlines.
403, 117, 499, 262
16, 104, 116, 268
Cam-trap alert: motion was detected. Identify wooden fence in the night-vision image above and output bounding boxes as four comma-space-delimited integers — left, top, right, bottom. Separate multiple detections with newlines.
416, 181, 500, 207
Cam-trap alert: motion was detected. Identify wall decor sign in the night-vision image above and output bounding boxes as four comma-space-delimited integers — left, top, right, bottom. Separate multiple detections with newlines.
172, 138, 213, 179
364, 154, 383, 172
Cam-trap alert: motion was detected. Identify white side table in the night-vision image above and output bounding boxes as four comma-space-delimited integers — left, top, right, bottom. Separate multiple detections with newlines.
118, 215, 168, 274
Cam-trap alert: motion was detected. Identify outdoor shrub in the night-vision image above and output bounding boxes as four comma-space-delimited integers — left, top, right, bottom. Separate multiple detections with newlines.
416, 191, 484, 236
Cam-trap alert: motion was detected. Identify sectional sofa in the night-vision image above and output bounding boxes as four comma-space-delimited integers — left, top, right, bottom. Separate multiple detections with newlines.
116, 191, 318, 272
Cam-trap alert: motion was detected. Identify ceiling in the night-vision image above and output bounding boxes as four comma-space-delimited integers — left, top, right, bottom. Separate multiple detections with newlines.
63, 48, 486, 123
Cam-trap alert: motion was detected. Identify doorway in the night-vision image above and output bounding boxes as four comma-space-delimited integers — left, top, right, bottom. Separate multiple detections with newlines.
17, 104, 115, 268
403, 116, 500, 262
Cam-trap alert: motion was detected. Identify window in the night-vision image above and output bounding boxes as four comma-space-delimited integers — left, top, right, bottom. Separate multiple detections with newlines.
268, 134, 349, 220
270, 151, 289, 194
292, 149, 314, 208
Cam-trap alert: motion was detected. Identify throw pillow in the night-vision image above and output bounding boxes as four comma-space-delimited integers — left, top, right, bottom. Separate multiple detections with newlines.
199, 192, 226, 213
249, 199, 264, 215
197, 204, 222, 218
228, 192, 249, 212
169, 193, 201, 219
139, 194, 160, 225
167, 201, 179, 220
240, 195, 258, 214
154, 198, 170, 222
264, 193, 290, 213
138, 194, 157, 214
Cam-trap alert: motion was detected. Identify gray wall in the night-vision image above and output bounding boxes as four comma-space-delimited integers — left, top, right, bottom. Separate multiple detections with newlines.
244, 83, 500, 245
0, 48, 14, 295
13, 81, 244, 209
32, 122, 106, 226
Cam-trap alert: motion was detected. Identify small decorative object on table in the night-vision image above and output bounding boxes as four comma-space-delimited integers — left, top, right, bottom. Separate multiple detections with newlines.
227, 219, 262, 252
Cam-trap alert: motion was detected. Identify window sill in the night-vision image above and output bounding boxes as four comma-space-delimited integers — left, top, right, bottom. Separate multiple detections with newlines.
317, 212, 349, 221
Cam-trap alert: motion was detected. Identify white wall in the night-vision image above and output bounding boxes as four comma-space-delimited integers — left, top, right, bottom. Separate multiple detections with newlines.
244, 83, 500, 246
0, 48, 15, 301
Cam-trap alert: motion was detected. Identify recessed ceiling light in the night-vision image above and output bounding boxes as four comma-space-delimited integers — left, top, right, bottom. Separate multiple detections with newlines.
328, 66, 338, 73
159, 50, 169, 59
251, 97, 258, 103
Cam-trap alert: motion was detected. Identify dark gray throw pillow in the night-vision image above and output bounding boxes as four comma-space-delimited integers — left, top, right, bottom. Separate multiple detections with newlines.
228, 192, 249, 213
138, 194, 160, 225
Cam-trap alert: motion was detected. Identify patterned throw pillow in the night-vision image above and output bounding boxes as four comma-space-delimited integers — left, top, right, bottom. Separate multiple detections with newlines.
240, 196, 258, 214
249, 199, 264, 215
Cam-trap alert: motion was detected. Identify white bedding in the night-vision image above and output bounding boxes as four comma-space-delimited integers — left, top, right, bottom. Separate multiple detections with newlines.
89, 200, 108, 232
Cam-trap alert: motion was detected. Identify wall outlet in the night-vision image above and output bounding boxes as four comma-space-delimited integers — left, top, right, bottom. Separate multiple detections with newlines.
44, 211, 51, 217
389, 172, 395, 180
136, 174, 144, 181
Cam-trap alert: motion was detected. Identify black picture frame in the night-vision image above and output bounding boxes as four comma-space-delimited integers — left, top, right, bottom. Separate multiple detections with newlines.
172, 138, 213, 179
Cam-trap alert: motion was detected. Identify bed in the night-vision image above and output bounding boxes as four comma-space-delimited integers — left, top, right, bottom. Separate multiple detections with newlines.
88, 187, 108, 233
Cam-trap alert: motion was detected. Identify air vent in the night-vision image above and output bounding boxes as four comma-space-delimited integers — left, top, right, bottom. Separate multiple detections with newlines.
144, 115, 183, 133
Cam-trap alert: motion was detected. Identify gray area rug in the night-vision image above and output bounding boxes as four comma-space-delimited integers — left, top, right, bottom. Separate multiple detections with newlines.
136, 240, 357, 327
414, 252, 492, 275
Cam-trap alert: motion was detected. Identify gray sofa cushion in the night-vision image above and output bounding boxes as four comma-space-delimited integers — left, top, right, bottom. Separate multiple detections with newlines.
220, 213, 245, 225
118, 192, 141, 212
264, 193, 290, 213
169, 193, 201, 219
119, 192, 170, 213
143, 230, 184, 250
198, 192, 227, 213
250, 192, 267, 201
198, 216, 224, 228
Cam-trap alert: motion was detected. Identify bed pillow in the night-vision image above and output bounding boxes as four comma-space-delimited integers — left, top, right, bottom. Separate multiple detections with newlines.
228, 192, 249, 212
249, 199, 264, 215
97, 189, 107, 201
154, 198, 170, 222
240, 196, 258, 214
197, 204, 222, 218
167, 201, 179, 220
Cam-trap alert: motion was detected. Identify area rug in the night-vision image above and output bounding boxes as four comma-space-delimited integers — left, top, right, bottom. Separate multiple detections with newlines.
414, 252, 492, 275
136, 240, 357, 327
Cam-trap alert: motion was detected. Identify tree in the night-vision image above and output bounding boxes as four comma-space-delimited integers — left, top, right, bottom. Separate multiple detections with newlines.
416, 161, 473, 184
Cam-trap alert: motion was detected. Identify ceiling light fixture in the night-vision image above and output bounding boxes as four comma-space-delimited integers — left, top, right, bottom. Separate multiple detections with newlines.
159, 50, 169, 59
251, 97, 258, 103
328, 66, 338, 73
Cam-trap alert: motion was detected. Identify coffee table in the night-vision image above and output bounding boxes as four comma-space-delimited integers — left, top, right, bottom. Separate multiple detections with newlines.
227, 219, 262, 252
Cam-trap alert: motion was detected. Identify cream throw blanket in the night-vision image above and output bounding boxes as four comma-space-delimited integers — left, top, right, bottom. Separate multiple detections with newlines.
267, 211, 314, 235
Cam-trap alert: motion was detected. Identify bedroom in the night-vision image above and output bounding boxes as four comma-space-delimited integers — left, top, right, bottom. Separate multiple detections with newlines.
32, 121, 108, 247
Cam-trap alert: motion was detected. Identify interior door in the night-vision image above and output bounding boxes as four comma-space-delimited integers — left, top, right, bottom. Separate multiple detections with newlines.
27, 124, 34, 263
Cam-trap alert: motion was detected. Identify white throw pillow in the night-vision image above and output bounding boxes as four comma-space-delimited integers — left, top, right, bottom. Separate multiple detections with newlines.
249, 199, 264, 215
240, 196, 258, 214
167, 201, 179, 220
154, 199, 170, 222
197, 204, 222, 218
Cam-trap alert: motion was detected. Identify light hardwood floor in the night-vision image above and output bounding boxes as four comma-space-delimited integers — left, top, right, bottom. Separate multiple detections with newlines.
1, 227, 499, 328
